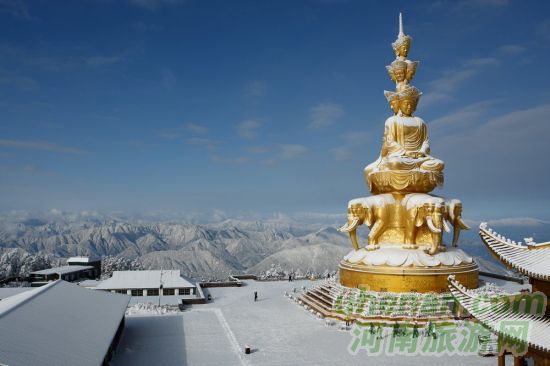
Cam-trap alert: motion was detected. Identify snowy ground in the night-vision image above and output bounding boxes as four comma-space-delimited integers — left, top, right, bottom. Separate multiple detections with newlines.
112, 279, 517, 366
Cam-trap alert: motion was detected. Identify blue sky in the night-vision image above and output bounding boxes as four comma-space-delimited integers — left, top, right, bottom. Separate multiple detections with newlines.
0, 0, 549, 220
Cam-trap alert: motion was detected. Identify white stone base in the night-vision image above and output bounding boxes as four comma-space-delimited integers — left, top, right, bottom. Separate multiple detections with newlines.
343, 245, 474, 267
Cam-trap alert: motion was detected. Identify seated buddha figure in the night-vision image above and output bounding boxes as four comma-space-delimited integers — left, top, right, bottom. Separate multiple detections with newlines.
364, 86, 444, 191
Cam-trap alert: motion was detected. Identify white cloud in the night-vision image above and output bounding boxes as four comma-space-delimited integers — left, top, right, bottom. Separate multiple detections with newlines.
185, 137, 219, 150
330, 147, 352, 161
161, 68, 176, 89
237, 119, 262, 139
185, 123, 208, 135
211, 155, 248, 164
422, 57, 499, 107
0, 0, 34, 20
429, 100, 497, 131
309, 102, 344, 128
244, 80, 266, 97
247, 146, 269, 154
279, 144, 308, 159
497, 44, 526, 55
0, 139, 84, 154
341, 131, 369, 145
487, 217, 550, 227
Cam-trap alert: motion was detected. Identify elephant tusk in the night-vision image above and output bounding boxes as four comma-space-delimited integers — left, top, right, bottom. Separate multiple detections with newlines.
339, 218, 359, 233
458, 217, 470, 230
443, 220, 451, 233
427, 216, 441, 233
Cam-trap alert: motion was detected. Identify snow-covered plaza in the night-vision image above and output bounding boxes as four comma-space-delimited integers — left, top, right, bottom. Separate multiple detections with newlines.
111, 279, 516, 366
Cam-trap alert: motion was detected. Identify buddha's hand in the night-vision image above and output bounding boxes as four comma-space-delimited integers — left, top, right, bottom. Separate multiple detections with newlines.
406, 151, 425, 159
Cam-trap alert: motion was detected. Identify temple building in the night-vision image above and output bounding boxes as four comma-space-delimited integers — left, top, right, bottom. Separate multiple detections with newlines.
449, 274, 550, 366
0, 280, 129, 366
95, 270, 204, 305
448, 222, 550, 365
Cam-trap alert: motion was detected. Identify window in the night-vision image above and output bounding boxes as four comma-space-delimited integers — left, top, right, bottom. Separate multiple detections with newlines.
147, 289, 159, 296
163, 288, 175, 296
131, 289, 143, 296
179, 288, 191, 295
115, 289, 127, 294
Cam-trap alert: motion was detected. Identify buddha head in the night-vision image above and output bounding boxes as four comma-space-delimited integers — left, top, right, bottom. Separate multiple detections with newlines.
387, 60, 407, 82
392, 35, 411, 58
384, 90, 400, 114
405, 61, 418, 81
398, 86, 422, 116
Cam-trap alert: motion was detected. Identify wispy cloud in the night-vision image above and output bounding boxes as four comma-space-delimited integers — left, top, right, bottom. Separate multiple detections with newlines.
328, 131, 369, 161
0, 139, 85, 154
341, 131, 369, 145
161, 68, 176, 89
429, 100, 497, 131
185, 123, 208, 135
538, 18, 550, 41
185, 137, 219, 150
279, 144, 308, 159
0, 70, 37, 91
237, 119, 262, 139
330, 147, 352, 161
497, 44, 526, 55
0, 0, 34, 20
158, 123, 209, 140
247, 146, 270, 154
309, 102, 344, 128
244, 80, 266, 97
422, 57, 499, 107
487, 217, 550, 227
129, 0, 184, 10
211, 155, 248, 164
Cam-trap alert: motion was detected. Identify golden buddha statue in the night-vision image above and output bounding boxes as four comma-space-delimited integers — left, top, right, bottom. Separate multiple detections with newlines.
336, 13, 477, 293
365, 86, 444, 194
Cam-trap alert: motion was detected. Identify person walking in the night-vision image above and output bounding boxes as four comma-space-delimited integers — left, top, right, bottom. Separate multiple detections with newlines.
254, 291, 258, 302
288, 274, 292, 282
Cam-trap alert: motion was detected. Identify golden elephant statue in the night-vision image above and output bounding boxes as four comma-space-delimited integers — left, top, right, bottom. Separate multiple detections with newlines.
338, 194, 395, 251
444, 199, 470, 247
402, 194, 450, 254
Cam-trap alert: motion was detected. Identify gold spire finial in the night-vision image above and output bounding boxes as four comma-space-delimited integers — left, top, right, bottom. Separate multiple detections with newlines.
399, 12, 404, 37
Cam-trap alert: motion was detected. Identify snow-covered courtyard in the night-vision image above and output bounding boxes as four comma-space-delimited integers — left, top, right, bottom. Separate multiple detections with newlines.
112, 279, 514, 365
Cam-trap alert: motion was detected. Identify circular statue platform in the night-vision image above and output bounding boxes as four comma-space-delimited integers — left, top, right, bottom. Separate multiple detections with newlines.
339, 245, 478, 293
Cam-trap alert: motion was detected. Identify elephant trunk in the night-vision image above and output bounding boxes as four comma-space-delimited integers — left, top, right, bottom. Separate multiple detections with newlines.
349, 228, 360, 251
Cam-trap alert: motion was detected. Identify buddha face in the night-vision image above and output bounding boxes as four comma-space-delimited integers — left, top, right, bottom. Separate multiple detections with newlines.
399, 98, 416, 116
394, 68, 406, 82
394, 41, 410, 58
405, 68, 416, 80
389, 99, 400, 114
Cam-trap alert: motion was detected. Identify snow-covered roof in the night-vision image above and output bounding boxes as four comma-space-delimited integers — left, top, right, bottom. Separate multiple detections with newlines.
0, 287, 32, 300
78, 279, 101, 288
31, 265, 94, 276
67, 256, 99, 263
448, 275, 550, 353
479, 223, 550, 280
96, 270, 196, 290
0, 280, 130, 366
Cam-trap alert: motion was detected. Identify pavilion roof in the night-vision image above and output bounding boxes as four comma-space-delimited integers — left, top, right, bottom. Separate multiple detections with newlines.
448, 275, 550, 353
479, 223, 550, 281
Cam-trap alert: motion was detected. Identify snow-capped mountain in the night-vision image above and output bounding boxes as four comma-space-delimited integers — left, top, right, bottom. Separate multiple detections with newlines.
0, 211, 547, 280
